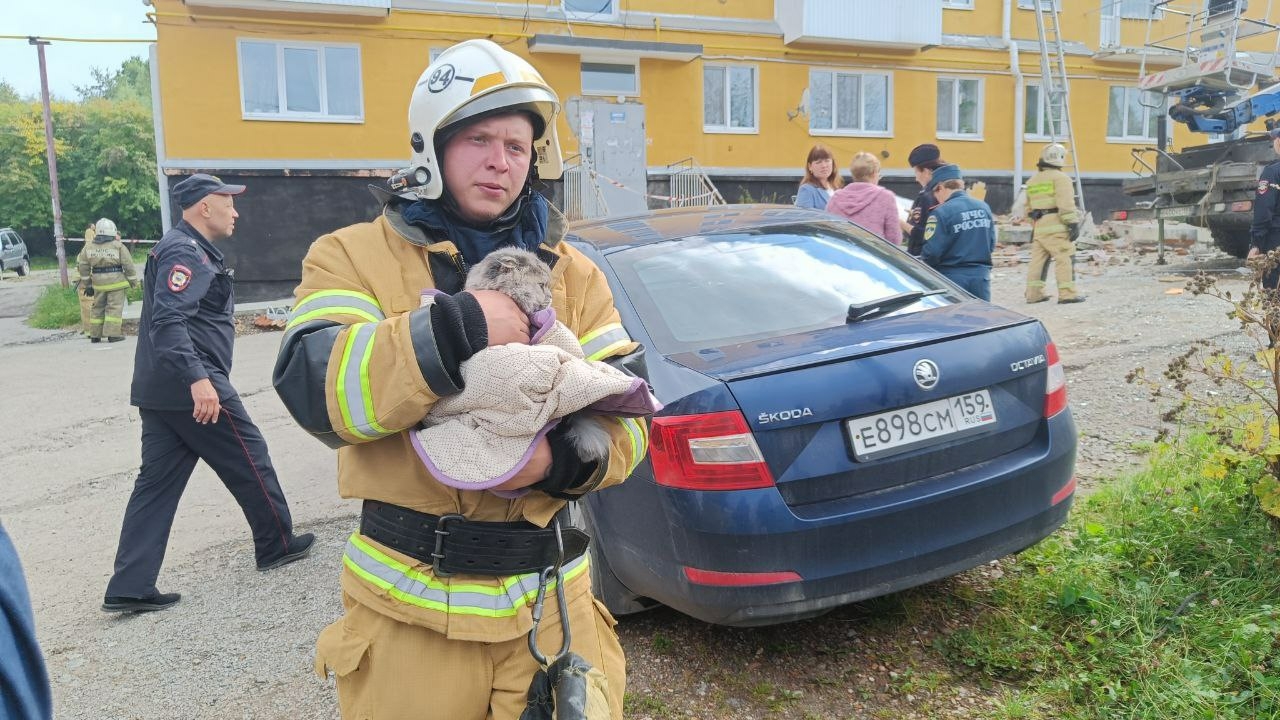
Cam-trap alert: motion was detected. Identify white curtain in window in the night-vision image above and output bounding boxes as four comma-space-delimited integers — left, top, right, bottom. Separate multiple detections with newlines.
810, 71, 833, 130
863, 74, 888, 132
564, 0, 613, 14
704, 66, 725, 127
836, 74, 860, 130
325, 47, 361, 117
729, 66, 754, 129
284, 47, 320, 114
937, 79, 955, 133
957, 79, 980, 135
241, 42, 279, 114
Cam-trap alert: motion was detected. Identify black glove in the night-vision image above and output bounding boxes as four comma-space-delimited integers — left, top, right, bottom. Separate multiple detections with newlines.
1067, 223, 1080, 242
83, 285, 95, 297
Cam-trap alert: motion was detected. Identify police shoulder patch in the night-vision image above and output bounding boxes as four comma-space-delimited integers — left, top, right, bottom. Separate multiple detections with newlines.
168, 264, 193, 292
924, 216, 937, 241
1260, 180, 1270, 196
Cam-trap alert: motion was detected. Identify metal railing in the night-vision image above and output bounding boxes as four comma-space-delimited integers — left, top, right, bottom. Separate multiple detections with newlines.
665, 157, 726, 208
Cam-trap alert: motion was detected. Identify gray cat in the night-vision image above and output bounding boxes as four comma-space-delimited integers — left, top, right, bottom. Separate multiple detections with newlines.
465, 248, 614, 464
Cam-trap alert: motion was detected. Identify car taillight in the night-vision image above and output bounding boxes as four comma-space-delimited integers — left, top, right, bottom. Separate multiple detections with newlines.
683, 567, 801, 586
649, 411, 775, 490
1231, 200, 1253, 213
1044, 342, 1068, 418
1112, 210, 1128, 221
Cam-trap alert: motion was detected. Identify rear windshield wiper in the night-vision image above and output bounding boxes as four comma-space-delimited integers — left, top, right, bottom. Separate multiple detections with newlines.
847, 289, 946, 324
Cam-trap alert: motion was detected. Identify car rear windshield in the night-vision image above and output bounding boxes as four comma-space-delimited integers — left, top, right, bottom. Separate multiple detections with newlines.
605, 222, 956, 355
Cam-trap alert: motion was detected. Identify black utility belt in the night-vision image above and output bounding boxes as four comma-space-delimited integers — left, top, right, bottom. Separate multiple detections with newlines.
92, 266, 124, 273
1028, 208, 1060, 220
359, 500, 589, 577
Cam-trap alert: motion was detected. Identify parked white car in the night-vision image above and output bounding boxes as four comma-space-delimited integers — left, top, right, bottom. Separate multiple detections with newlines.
0, 228, 30, 277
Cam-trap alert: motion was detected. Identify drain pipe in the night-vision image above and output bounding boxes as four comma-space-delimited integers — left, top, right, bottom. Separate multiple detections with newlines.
1004, 0, 1025, 200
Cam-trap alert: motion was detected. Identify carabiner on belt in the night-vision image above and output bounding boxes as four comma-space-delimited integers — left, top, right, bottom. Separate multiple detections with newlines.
527, 517, 571, 667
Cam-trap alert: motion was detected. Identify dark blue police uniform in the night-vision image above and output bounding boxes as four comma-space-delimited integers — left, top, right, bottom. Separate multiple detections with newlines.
921, 190, 997, 300
906, 187, 937, 257
1252, 158, 1280, 289
105, 218, 303, 601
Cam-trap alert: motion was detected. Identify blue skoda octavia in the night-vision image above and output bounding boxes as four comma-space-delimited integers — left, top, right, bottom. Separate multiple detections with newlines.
566, 205, 1077, 627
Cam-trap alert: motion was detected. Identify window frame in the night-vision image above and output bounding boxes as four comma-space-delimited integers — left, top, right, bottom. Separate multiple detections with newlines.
1105, 85, 1164, 143
236, 38, 364, 124
580, 58, 640, 97
562, 0, 618, 20
1017, 0, 1062, 9
942, 0, 974, 8
703, 63, 760, 135
1023, 82, 1067, 140
808, 68, 894, 138
936, 76, 984, 141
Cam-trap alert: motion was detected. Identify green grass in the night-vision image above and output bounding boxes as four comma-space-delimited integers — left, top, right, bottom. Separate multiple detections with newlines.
940, 434, 1280, 719
28, 282, 143, 329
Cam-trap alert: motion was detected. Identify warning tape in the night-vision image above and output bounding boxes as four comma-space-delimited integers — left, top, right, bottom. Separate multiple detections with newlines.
584, 168, 719, 204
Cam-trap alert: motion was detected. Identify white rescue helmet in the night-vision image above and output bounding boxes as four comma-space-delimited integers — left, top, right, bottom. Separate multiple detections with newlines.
401, 39, 563, 200
94, 218, 118, 237
1040, 143, 1068, 168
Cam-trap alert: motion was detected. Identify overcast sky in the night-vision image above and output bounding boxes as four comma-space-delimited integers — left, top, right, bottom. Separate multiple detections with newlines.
1, 0, 156, 101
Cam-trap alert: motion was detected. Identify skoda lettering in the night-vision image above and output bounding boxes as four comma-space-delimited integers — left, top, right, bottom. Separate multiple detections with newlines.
758, 408, 814, 425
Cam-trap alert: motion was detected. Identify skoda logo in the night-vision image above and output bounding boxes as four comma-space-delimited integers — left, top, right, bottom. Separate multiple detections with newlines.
427, 64, 456, 93
913, 359, 940, 390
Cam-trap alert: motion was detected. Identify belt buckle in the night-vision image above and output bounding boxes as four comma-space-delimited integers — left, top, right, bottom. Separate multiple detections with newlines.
430, 513, 467, 577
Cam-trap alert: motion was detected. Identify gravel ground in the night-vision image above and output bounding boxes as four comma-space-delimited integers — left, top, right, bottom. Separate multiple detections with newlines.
0, 240, 1259, 720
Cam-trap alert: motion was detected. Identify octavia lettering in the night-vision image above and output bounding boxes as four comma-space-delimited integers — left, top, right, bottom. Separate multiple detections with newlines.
1010, 354, 1047, 372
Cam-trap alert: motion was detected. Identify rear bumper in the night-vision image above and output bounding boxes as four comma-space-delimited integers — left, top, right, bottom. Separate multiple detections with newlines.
593, 411, 1077, 626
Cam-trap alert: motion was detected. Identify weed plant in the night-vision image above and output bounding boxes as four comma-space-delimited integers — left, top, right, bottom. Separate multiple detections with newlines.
942, 434, 1280, 719
28, 282, 143, 329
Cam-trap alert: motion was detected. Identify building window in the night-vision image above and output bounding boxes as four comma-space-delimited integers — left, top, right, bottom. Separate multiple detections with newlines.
564, 0, 616, 18
936, 77, 982, 139
581, 61, 638, 96
1107, 86, 1162, 141
238, 40, 362, 122
1024, 83, 1066, 139
703, 64, 758, 134
1115, 0, 1156, 18
1017, 0, 1061, 8
809, 69, 891, 135
943, 0, 974, 7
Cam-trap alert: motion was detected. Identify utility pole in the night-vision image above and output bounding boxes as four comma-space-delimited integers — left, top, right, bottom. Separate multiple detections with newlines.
30, 37, 69, 287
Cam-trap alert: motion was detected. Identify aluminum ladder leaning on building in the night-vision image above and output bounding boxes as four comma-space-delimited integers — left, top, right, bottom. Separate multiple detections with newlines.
1032, 0, 1087, 214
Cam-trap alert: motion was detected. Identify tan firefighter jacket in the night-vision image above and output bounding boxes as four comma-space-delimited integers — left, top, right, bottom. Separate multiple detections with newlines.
274, 200, 649, 642
1024, 168, 1079, 239
77, 236, 138, 292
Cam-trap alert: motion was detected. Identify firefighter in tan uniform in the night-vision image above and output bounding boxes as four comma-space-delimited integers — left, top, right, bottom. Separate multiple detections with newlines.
273, 40, 647, 720
77, 218, 138, 342
1024, 144, 1085, 304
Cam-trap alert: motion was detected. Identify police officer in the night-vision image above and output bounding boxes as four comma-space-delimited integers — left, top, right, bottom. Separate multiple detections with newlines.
905, 143, 946, 256
1024, 143, 1085, 304
921, 164, 997, 300
1249, 126, 1280, 290
103, 174, 313, 613
275, 40, 645, 720
76, 218, 138, 343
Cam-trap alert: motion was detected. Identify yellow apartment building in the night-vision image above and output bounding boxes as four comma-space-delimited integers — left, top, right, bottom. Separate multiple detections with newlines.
140, 0, 1280, 297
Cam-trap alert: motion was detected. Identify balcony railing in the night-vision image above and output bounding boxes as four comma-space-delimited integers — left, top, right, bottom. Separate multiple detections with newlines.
775, 0, 942, 50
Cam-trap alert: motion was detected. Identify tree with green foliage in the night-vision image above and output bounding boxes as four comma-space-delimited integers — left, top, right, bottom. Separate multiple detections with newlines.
0, 57, 159, 246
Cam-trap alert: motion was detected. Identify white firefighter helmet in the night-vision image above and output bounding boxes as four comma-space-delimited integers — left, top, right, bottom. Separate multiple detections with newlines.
94, 218, 118, 237
402, 39, 563, 200
1040, 143, 1068, 167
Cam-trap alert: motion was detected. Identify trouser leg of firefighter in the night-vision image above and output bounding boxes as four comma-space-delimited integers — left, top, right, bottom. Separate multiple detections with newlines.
1043, 232, 1079, 300
101, 289, 126, 338
88, 290, 107, 339
106, 409, 200, 599
1025, 236, 1052, 303
317, 588, 625, 720
167, 394, 297, 566
78, 287, 93, 335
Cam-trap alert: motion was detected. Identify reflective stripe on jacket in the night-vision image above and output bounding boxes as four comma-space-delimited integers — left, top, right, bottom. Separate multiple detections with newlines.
76, 237, 137, 291
274, 201, 648, 642
1025, 168, 1079, 237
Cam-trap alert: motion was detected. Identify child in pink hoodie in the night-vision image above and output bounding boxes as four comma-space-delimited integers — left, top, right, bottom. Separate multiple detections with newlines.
826, 152, 903, 245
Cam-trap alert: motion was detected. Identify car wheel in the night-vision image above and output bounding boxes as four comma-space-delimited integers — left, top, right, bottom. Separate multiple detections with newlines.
565, 501, 653, 617
16, 257, 29, 277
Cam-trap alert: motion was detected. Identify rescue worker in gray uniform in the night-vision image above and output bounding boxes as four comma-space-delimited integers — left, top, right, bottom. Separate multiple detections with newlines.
921, 164, 996, 301
77, 218, 137, 342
